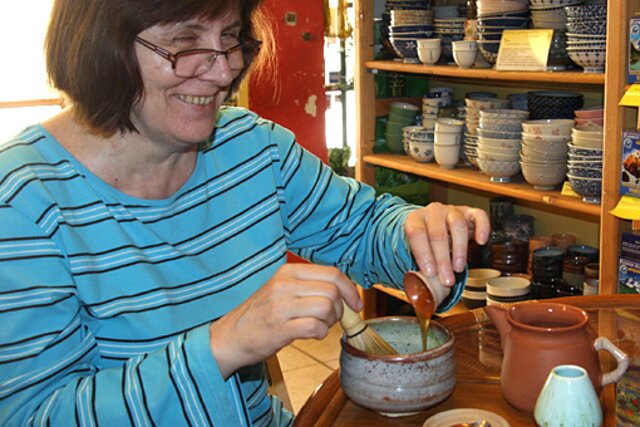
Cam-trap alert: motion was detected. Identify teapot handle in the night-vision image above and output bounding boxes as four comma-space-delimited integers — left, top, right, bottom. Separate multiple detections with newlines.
594, 336, 629, 387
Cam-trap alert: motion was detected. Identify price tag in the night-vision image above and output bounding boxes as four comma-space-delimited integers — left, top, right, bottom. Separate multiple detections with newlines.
619, 84, 640, 107
495, 29, 553, 71
561, 181, 580, 198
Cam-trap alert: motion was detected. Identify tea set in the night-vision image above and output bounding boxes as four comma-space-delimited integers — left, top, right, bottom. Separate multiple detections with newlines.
338, 270, 629, 426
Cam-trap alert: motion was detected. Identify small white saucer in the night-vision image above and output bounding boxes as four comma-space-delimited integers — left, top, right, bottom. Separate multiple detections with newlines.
423, 408, 510, 427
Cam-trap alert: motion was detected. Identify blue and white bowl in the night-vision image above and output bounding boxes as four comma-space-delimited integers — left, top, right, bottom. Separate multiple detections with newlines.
565, 19, 607, 36
566, 47, 606, 73
566, 174, 602, 203
564, 5, 608, 20
390, 37, 419, 62
567, 142, 602, 157
567, 166, 602, 179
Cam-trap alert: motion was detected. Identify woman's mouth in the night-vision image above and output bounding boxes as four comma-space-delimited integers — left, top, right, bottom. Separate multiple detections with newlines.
174, 94, 215, 105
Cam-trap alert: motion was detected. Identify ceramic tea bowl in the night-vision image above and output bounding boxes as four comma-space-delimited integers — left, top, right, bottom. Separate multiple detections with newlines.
340, 317, 455, 417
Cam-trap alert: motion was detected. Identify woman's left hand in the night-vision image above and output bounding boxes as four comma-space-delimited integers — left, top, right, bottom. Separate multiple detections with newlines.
404, 202, 490, 286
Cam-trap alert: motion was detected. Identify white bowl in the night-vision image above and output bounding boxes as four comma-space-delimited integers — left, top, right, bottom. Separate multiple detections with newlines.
480, 109, 530, 120
521, 132, 572, 144
521, 119, 575, 136
520, 161, 568, 190
521, 141, 568, 156
571, 135, 602, 149
477, 158, 521, 182
572, 124, 603, 138
477, 136, 521, 150
452, 40, 477, 50
464, 97, 512, 110
477, 149, 520, 162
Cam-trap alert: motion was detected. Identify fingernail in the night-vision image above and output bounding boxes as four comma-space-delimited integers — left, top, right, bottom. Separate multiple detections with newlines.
454, 257, 465, 271
441, 272, 454, 286
423, 262, 436, 276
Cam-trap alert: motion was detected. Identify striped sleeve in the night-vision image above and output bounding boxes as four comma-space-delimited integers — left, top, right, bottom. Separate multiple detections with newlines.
0, 206, 245, 426
270, 125, 419, 289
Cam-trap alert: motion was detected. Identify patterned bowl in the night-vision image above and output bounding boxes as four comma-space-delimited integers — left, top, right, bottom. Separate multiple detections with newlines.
409, 140, 435, 163
564, 5, 608, 20
566, 174, 602, 203
390, 37, 419, 62
567, 166, 603, 179
566, 47, 606, 73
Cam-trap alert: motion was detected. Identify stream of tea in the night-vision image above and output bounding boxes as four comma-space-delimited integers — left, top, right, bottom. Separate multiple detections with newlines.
413, 293, 435, 351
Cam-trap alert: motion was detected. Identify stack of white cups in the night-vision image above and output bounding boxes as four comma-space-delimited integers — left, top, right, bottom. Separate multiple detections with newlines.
434, 118, 465, 169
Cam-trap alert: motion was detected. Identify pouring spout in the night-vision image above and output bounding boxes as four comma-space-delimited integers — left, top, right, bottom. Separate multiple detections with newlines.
483, 305, 509, 349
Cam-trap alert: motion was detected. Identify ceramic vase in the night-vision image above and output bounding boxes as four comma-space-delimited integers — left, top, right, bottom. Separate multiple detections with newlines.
534, 364, 602, 427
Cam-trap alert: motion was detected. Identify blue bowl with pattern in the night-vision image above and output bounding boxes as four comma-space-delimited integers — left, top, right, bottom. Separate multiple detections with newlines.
567, 166, 602, 178
567, 142, 603, 157
566, 174, 602, 203
390, 37, 419, 61
564, 5, 607, 20
566, 20, 607, 36
478, 17, 530, 27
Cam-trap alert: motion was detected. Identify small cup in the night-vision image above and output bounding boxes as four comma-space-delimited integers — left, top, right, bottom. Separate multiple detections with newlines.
434, 130, 462, 145
435, 118, 465, 133
453, 48, 478, 69
434, 143, 461, 168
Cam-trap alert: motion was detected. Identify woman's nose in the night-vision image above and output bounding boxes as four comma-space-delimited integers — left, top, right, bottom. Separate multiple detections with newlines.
198, 54, 235, 86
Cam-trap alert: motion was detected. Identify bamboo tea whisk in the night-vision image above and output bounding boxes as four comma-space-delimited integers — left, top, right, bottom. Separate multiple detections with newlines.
339, 301, 398, 356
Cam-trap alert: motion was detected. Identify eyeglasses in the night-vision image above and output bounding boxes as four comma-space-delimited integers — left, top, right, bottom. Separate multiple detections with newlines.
135, 36, 262, 78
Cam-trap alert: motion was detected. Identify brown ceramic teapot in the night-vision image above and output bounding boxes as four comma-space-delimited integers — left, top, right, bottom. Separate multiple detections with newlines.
485, 302, 629, 413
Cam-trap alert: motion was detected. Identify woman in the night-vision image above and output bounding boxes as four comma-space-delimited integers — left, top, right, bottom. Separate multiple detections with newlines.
0, 0, 489, 425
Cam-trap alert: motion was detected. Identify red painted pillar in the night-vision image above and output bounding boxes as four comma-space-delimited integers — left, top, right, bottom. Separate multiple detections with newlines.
248, 1, 327, 163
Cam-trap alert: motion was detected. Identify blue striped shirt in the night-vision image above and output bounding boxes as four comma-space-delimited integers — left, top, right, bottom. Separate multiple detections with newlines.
0, 107, 418, 426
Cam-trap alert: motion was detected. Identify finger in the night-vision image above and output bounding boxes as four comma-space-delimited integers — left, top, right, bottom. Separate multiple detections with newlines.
405, 213, 436, 276
465, 207, 491, 245
447, 207, 471, 274
424, 207, 456, 286
282, 264, 362, 312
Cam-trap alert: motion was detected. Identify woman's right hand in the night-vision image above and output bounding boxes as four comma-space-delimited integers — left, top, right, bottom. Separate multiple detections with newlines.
208, 264, 362, 378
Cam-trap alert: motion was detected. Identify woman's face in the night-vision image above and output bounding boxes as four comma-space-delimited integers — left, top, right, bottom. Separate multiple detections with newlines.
132, 9, 243, 149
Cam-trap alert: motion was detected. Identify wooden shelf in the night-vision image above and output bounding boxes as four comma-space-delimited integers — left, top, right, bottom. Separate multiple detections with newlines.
364, 153, 601, 217
364, 61, 605, 85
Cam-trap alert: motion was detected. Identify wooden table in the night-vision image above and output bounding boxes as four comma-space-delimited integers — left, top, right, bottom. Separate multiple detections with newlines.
294, 295, 640, 426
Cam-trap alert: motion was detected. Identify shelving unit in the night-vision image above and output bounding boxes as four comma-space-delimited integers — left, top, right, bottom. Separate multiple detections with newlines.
354, 0, 639, 316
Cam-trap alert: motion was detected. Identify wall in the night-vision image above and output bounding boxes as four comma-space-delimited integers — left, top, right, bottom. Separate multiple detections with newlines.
248, 0, 328, 162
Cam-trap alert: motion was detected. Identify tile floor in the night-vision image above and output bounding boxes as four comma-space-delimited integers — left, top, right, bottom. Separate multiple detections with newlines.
277, 323, 344, 414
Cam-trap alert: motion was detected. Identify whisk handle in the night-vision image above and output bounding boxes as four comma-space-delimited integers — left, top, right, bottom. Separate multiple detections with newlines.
340, 301, 367, 338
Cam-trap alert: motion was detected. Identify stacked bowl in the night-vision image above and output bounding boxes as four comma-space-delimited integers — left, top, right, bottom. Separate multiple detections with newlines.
403, 125, 435, 163
477, 0, 530, 65
434, 18, 466, 63
386, 102, 420, 154
574, 106, 603, 126
530, 0, 584, 31
464, 96, 511, 136
422, 88, 454, 128
381, 0, 433, 59
461, 268, 502, 309
520, 119, 573, 190
434, 118, 465, 169
565, 4, 607, 72
528, 90, 584, 119
477, 109, 529, 182
567, 124, 603, 203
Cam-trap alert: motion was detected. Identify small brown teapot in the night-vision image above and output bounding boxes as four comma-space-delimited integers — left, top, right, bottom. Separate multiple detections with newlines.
485, 302, 629, 413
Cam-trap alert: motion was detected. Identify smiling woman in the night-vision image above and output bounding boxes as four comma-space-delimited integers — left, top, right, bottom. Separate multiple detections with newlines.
0, 1, 62, 141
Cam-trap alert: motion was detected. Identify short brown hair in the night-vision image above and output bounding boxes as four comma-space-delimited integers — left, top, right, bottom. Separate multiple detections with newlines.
45, 0, 273, 137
